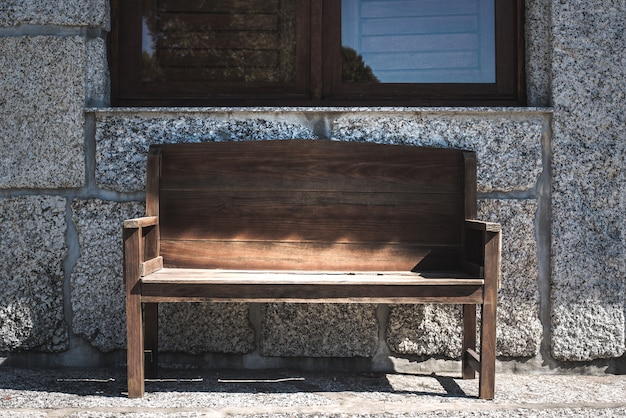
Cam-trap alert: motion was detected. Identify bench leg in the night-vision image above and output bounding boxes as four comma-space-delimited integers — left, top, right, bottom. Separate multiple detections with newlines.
127, 294, 144, 398
479, 302, 496, 399
462, 304, 477, 380
144, 303, 159, 379
478, 230, 500, 400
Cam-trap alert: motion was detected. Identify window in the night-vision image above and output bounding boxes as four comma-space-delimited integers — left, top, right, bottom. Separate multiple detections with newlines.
110, 0, 525, 106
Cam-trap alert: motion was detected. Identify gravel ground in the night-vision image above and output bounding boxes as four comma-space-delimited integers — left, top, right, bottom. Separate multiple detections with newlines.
0, 367, 625, 417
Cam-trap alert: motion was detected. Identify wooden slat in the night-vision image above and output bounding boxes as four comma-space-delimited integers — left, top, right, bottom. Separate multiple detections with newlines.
465, 348, 481, 372
463, 152, 478, 219
460, 260, 484, 278
140, 280, 484, 304
143, 225, 159, 261
141, 256, 163, 277
142, 268, 482, 285
160, 170, 462, 194
160, 240, 463, 271
159, 190, 463, 244
157, 141, 465, 194
146, 148, 161, 217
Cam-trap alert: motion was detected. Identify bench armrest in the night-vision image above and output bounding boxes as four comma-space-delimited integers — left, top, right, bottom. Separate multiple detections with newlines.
464, 219, 502, 290
465, 219, 501, 233
123, 216, 162, 287
124, 216, 159, 229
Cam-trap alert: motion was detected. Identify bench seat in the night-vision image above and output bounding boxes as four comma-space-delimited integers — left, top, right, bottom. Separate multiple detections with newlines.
139, 268, 485, 303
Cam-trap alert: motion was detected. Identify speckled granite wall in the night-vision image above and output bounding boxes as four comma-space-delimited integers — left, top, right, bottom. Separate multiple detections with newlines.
70, 200, 144, 351
550, 1, 626, 361
0, 36, 85, 189
0, 1, 108, 27
0, 196, 68, 352
1, 1, 624, 372
0, 2, 109, 359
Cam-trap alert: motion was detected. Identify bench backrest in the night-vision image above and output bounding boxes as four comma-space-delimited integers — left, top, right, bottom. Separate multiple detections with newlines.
146, 140, 477, 272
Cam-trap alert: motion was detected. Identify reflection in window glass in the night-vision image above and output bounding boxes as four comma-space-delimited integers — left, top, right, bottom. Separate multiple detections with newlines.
341, 0, 495, 83
141, 0, 297, 84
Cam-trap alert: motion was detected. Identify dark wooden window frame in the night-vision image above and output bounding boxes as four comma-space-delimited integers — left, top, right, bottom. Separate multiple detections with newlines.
110, 0, 526, 107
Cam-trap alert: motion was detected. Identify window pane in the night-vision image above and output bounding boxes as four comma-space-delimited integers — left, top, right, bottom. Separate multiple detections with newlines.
141, 0, 297, 84
341, 0, 495, 83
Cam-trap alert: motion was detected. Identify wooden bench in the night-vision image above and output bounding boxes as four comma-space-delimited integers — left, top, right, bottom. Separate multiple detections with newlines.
124, 140, 501, 399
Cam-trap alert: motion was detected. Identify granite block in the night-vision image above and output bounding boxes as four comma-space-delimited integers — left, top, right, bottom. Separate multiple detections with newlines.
70, 200, 144, 352
549, 1, 626, 361
158, 303, 255, 354
479, 199, 543, 357
0, 196, 68, 352
524, 0, 551, 107
86, 37, 109, 107
260, 303, 378, 357
387, 199, 542, 358
0, 36, 85, 189
331, 114, 544, 193
551, 303, 625, 361
550, 195, 625, 361
0, 0, 108, 28
387, 305, 463, 358
70, 199, 255, 354
95, 114, 317, 192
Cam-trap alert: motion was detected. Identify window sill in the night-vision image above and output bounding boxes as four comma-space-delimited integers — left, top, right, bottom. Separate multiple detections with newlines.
86, 106, 553, 116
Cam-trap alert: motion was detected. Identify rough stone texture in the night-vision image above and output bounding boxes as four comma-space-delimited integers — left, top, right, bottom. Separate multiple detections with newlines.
70, 200, 144, 352
550, 2, 626, 361
0, 0, 109, 28
158, 303, 255, 354
331, 113, 544, 193
479, 199, 543, 357
387, 305, 463, 358
0, 196, 68, 352
260, 304, 378, 357
387, 199, 542, 358
0, 36, 85, 189
525, 0, 551, 107
95, 114, 317, 192
70, 199, 255, 354
85, 37, 109, 107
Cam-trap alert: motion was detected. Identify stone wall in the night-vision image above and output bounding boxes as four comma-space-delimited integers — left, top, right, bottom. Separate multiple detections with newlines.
0, 1, 624, 373
0, 2, 110, 363
549, 1, 626, 363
